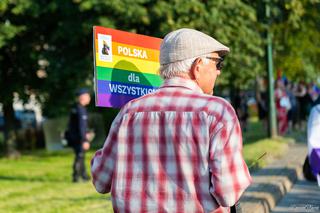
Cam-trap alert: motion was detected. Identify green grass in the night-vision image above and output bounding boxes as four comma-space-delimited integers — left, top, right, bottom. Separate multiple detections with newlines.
0, 118, 303, 212
242, 117, 302, 171
0, 149, 113, 213
243, 137, 291, 170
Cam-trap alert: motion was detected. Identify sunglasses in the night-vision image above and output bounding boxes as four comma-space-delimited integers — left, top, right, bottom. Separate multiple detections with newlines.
205, 57, 224, 70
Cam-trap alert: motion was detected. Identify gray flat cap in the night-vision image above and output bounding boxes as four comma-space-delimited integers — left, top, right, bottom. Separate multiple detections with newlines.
160, 28, 230, 65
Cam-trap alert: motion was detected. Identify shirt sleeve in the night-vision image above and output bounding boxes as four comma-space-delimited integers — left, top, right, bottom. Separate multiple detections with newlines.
91, 111, 123, 194
209, 118, 252, 207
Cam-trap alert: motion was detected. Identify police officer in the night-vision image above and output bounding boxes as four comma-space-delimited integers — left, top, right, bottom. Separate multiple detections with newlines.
66, 88, 91, 182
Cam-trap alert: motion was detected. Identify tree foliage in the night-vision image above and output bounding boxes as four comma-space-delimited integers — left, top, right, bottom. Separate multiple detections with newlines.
0, 0, 319, 154
271, 0, 320, 81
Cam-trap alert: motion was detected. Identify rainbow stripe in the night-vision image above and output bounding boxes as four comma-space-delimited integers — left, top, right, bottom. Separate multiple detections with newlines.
95, 54, 160, 75
96, 67, 162, 87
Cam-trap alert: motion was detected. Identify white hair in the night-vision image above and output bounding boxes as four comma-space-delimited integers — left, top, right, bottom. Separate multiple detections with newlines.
159, 53, 211, 79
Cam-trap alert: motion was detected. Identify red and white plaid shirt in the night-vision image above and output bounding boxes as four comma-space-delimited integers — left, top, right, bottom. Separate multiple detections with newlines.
91, 77, 252, 213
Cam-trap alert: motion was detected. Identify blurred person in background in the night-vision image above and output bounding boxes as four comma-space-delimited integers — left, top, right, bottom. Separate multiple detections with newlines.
286, 82, 298, 133
234, 90, 249, 132
256, 77, 268, 129
275, 79, 290, 135
296, 81, 310, 131
65, 88, 91, 182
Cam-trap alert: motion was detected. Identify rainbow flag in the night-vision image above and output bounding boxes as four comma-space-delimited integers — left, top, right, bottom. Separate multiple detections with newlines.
93, 26, 163, 108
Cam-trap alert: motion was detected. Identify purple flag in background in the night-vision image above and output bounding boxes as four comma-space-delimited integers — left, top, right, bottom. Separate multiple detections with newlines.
310, 148, 320, 176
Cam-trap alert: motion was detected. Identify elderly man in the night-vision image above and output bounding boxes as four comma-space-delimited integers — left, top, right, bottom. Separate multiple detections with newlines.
91, 28, 252, 212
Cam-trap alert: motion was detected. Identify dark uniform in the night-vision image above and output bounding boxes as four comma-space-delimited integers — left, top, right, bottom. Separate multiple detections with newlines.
67, 103, 90, 182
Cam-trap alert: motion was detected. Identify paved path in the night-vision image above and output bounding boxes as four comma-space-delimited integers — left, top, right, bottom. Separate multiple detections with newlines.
271, 177, 320, 213
239, 142, 309, 213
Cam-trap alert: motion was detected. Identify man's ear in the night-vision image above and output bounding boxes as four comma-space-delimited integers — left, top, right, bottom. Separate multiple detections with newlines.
190, 58, 202, 80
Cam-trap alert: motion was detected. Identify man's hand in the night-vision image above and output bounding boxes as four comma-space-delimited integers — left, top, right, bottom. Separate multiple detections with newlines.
82, 141, 90, 151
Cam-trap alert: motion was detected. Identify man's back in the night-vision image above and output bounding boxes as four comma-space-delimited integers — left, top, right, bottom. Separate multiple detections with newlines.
91, 78, 251, 212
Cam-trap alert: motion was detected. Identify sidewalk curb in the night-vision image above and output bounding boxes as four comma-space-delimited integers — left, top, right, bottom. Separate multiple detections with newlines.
239, 143, 307, 213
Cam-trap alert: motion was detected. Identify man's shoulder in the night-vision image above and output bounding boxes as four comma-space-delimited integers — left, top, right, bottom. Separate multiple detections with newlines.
117, 93, 154, 114
205, 94, 231, 105
204, 95, 237, 119
121, 90, 234, 115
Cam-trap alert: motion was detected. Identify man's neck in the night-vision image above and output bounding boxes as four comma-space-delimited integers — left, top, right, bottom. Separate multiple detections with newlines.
175, 73, 195, 81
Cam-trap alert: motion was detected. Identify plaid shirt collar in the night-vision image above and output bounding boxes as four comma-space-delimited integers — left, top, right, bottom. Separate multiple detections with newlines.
160, 77, 204, 94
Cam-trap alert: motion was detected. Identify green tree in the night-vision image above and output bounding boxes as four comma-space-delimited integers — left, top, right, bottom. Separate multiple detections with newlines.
271, 0, 320, 81
2, 0, 319, 155
0, 0, 267, 155
0, 0, 94, 156
0, 0, 41, 156
79, 0, 265, 90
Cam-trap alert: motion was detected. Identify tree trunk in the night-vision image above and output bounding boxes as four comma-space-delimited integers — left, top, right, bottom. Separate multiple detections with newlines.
3, 101, 20, 158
